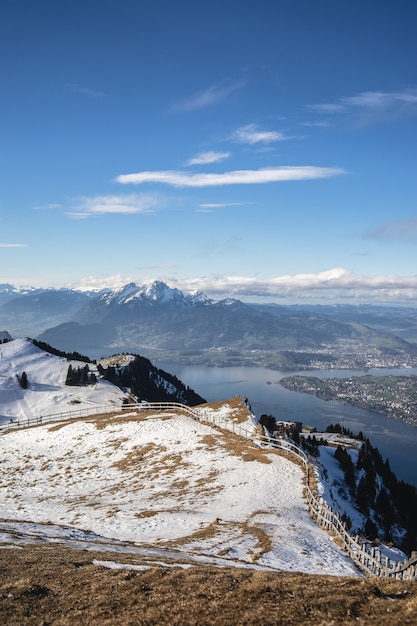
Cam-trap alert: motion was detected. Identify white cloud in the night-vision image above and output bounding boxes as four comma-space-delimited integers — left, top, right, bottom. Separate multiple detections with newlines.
116, 166, 345, 188
0, 243, 28, 248
72, 274, 135, 292
66, 194, 159, 219
167, 268, 417, 303
232, 123, 290, 144
72, 268, 417, 303
186, 151, 230, 166
171, 79, 245, 112
32, 203, 62, 211
198, 202, 245, 208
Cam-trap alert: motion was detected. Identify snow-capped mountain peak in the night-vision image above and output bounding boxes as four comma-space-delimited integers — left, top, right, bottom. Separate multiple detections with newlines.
141, 280, 182, 302
96, 280, 211, 309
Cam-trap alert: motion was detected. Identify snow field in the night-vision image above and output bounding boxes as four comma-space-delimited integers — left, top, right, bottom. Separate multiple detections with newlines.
0, 410, 360, 576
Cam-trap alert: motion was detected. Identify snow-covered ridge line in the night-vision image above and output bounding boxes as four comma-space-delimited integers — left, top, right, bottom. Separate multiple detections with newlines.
3, 399, 416, 579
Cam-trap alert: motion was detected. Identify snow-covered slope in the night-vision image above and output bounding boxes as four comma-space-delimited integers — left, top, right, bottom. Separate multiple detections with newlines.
0, 405, 360, 576
1, 338, 409, 575
0, 338, 128, 424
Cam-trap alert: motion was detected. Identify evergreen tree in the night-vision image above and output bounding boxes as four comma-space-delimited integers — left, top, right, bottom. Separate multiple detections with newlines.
18, 371, 28, 389
356, 476, 371, 515
364, 518, 378, 541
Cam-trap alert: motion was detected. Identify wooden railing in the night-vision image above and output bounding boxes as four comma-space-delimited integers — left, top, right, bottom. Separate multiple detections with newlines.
2, 401, 416, 579
257, 433, 417, 580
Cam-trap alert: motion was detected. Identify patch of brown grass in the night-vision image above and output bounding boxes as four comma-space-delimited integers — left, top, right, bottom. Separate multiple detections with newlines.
202, 429, 273, 464
111, 442, 160, 471
242, 512, 274, 560
200, 395, 253, 424
135, 510, 159, 519
0, 544, 416, 625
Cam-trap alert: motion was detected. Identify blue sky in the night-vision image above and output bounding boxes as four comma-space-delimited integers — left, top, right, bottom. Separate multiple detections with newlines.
1, 0, 416, 303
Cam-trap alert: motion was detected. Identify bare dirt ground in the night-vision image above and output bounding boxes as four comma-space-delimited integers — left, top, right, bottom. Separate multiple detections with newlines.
1, 544, 416, 625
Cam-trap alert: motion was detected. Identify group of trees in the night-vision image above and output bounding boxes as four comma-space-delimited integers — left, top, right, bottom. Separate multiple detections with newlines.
300, 434, 328, 458
32, 340, 91, 363
262, 416, 417, 554
65, 364, 97, 386
97, 354, 206, 406
331, 428, 417, 554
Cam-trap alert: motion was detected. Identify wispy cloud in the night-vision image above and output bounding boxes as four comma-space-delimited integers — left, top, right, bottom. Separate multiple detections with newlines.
306, 88, 417, 123
362, 217, 417, 242
198, 202, 245, 208
67, 194, 159, 219
196, 201, 246, 212
300, 121, 330, 128
170, 78, 245, 112
32, 203, 62, 211
116, 166, 345, 188
186, 151, 230, 166
232, 123, 290, 144
0, 243, 28, 248
65, 83, 106, 98
341, 89, 417, 109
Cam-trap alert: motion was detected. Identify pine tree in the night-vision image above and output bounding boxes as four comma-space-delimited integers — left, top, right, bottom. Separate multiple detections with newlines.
18, 371, 28, 389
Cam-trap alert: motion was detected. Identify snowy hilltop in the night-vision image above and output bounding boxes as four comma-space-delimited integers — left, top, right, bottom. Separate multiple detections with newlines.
0, 338, 128, 424
0, 338, 204, 425
0, 400, 360, 577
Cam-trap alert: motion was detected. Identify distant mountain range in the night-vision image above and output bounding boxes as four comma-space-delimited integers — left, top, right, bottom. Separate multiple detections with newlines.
2, 281, 417, 369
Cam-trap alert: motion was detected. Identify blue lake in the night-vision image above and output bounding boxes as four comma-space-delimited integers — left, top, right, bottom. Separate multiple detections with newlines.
158, 362, 417, 488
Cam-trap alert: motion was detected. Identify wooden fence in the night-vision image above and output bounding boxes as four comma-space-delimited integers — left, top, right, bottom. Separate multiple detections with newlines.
2, 400, 416, 580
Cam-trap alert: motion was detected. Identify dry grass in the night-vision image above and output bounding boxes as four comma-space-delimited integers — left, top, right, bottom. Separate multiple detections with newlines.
200, 395, 253, 420
1, 544, 416, 625
111, 442, 160, 471
201, 431, 273, 464
5, 401, 416, 623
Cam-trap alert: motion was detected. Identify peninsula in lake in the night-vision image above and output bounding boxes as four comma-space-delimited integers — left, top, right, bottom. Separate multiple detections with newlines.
279, 374, 417, 427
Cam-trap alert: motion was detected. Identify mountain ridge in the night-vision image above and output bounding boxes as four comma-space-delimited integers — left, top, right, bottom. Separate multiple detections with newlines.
3, 280, 417, 369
